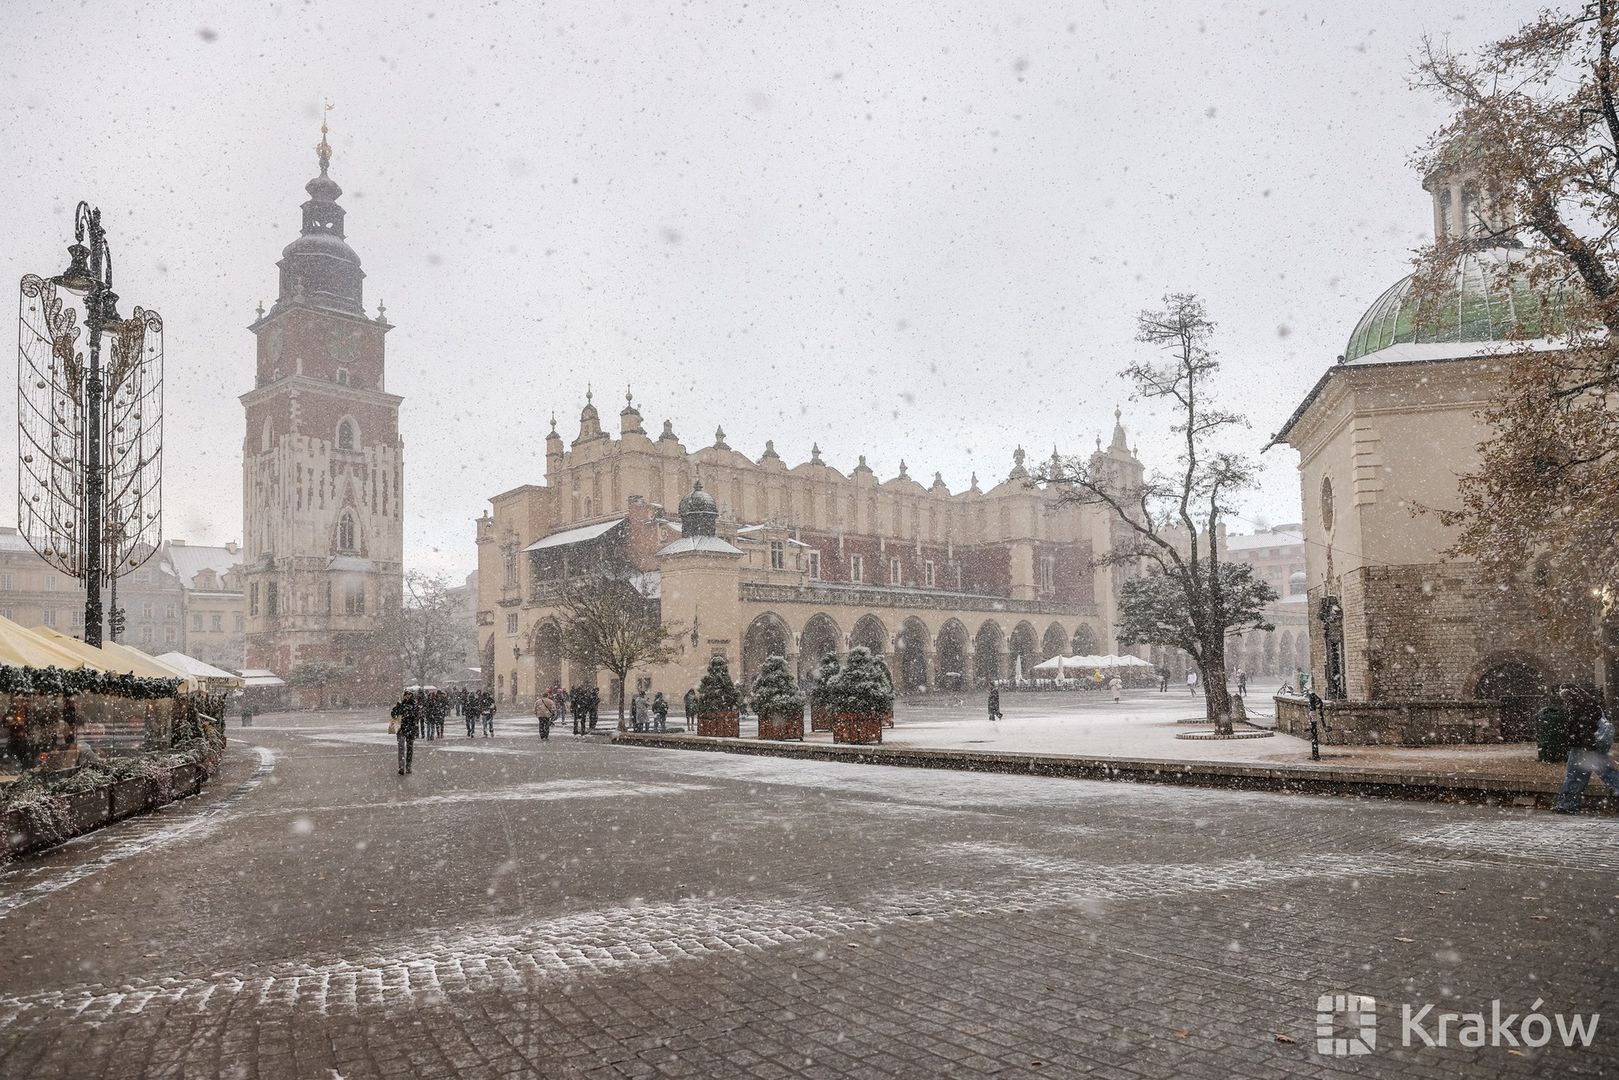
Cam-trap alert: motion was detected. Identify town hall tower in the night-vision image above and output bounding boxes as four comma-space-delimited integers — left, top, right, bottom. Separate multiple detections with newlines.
240, 117, 404, 703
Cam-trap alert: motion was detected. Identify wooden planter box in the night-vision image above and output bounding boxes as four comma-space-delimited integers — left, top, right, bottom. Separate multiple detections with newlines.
62, 788, 111, 835
1, 808, 27, 858
170, 764, 202, 799
697, 709, 740, 738
832, 711, 884, 745
757, 707, 805, 742
111, 776, 153, 819
810, 703, 833, 732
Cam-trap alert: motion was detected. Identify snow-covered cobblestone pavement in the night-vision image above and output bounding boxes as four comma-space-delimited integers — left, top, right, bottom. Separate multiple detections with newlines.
0, 713, 1613, 1078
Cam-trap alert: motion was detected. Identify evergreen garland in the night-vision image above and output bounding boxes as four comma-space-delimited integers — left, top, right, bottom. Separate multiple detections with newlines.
696, 654, 741, 712
828, 646, 895, 715
750, 654, 805, 715
808, 653, 841, 708
0, 664, 180, 700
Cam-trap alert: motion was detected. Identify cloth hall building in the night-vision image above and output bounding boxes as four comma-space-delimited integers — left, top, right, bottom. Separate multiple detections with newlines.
476, 392, 1146, 706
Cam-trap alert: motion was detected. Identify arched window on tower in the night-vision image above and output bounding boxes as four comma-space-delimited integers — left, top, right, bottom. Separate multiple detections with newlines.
336, 367, 350, 386
339, 511, 357, 552
337, 419, 355, 451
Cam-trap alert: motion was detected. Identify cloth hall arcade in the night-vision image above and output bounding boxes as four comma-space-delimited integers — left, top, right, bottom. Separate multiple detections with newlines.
477, 391, 1147, 705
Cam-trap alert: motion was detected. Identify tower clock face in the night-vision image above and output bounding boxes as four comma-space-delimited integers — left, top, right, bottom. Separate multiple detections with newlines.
327, 324, 362, 363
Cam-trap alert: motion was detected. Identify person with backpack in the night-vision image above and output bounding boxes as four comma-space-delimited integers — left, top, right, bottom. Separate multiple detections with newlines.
652, 691, 669, 732
535, 689, 555, 740
1553, 686, 1619, 814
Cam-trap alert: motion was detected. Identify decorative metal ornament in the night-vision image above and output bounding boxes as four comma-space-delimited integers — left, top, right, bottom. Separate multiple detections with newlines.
16, 202, 163, 644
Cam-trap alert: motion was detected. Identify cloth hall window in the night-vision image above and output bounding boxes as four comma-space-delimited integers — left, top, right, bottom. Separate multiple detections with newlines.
769, 541, 785, 570
850, 555, 863, 583
339, 512, 357, 552
807, 551, 821, 580
890, 557, 901, 586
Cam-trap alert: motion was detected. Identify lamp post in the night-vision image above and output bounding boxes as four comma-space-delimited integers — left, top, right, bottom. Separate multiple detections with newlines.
60, 205, 114, 646
18, 202, 163, 648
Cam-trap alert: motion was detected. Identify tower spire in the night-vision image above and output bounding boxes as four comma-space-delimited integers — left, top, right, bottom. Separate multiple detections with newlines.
317, 99, 334, 173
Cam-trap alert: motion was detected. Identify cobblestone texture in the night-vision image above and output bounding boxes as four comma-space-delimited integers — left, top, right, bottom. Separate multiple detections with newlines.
0, 715, 1614, 1078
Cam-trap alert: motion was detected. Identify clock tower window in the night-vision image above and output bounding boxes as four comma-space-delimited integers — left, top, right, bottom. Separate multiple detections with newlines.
337, 419, 356, 451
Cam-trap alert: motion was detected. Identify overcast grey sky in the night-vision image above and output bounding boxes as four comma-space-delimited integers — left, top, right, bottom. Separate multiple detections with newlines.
1, 0, 1534, 576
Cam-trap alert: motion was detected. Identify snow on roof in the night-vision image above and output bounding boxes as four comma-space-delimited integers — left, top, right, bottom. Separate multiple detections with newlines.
523, 517, 624, 552
163, 542, 243, 590
238, 668, 287, 688
1223, 529, 1304, 552
657, 535, 743, 557
327, 554, 375, 573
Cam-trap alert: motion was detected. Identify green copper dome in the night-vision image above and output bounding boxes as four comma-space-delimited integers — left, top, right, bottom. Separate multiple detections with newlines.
1343, 245, 1561, 363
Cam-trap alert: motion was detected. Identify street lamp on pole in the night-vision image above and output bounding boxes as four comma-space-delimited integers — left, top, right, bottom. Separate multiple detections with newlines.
18, 202, 164, 647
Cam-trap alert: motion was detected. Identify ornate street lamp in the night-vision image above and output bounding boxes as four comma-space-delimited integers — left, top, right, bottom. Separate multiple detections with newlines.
18, 202, 164, 646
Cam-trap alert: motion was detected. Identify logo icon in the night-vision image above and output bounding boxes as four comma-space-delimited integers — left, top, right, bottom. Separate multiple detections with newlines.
1317, 993, 1378, 1056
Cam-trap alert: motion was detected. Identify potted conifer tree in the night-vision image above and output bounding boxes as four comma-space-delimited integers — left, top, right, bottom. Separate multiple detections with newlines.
808, 653, 840, 732
696, 654, 742, 737
750, 654, 806, 741
828, 646, 893, 745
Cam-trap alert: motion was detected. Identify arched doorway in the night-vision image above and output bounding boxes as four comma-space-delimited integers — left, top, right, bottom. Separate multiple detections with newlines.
935, 619, 969, 691
1474, 660, 1549, 742
1009, 622, 1039, 682
1071, 623, 1099, 657
798, 613, 842, 684
974, 621, 1005, 686
850, 614, 888, 659
532, 622, 563, 694
1041, 623, 1068, 662
742, 613, 791, 692
895, 617, 930, 692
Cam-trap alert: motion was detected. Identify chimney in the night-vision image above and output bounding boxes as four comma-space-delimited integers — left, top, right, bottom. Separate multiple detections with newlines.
225, 541, 240, 554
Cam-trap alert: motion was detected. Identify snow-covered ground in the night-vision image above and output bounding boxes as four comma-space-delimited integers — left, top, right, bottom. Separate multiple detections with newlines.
886, 680, 1319, 764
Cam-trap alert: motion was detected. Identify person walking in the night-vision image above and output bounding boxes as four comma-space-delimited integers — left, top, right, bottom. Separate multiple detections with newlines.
629, 688, 648, 732
1236, 669, 1248, 697
464, 692, 477, 738
652, 691, 669, 733
1158, 667, 1170, 693
482, 689, 496, 737
1108, 675, 1123, 703
1186, 669, 1199, 695
391, 691, 419, 775
1554, 686, 1619, 814
987, 685, 1003, 723
536, 689, 555, 740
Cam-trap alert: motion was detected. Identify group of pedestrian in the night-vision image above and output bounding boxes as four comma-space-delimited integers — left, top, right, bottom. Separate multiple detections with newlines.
457, 687, 496, 737
568, 684, 601, 735
629, 688, 669, 732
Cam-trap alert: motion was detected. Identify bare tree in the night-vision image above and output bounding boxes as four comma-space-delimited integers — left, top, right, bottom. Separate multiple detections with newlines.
373, 571, 465, 688
556, 573, 680, 729
1034, 293, 1270, 733
1411, 5, 1619, 636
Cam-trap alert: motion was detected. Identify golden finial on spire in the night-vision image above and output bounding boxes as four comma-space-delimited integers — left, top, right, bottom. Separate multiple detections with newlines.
316, 99, 335, 171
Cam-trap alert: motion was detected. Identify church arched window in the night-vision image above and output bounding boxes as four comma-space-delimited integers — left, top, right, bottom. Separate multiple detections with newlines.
339, 511, 357, 552
336, 367, 350, 386
337, 419, 356, 451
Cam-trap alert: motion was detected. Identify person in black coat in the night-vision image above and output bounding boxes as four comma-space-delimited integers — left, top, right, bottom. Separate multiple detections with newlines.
391, 691, 420, 775
1554, 686, 1619, 813
987, 685, 1002, 722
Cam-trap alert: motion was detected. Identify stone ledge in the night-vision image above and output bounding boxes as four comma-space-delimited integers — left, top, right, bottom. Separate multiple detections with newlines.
612, 732, 1619, 814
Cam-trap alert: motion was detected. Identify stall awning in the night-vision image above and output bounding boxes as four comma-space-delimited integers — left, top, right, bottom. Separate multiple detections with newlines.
155, 651, 245, 689
522, 517, 624, 552
0, 616, 99, 670
238, 668, 287, 688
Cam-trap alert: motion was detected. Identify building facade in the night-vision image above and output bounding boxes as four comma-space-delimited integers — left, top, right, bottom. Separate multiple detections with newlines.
1272, 159, 1604, 742
240, 125, 404, 704
477, 392, 1145, 707
163, 540, 247, 671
